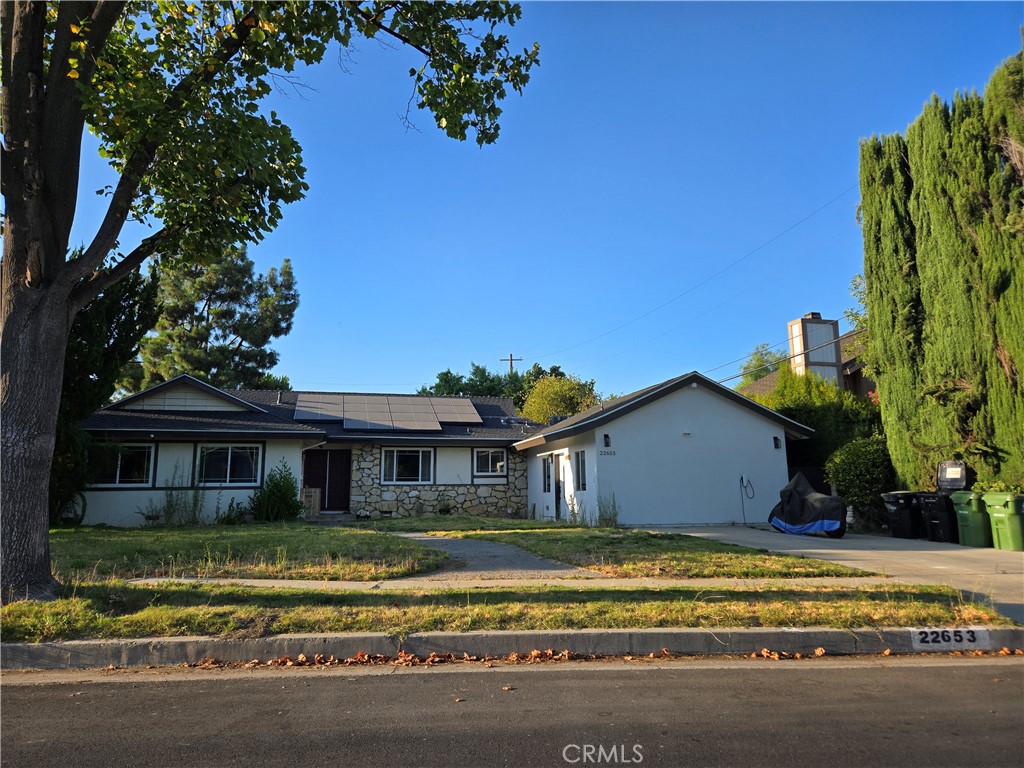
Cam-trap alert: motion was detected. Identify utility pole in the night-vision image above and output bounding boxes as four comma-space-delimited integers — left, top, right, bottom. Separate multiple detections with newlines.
501, 353, 522, 375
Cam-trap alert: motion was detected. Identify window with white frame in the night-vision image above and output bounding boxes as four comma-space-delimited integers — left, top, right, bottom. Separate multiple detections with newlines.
381, 448, 433, 484
197, 444, 261, 485
542, 457, 552, 493
574, 450, 587, 491
89, 444, 154, 486
474, 448, 507, 477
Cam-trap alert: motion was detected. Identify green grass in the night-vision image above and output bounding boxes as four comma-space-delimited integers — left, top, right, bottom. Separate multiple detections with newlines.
445, 529, 873, 578
49, 523, 449, 582
350, 514, 578, 532
1, 581, 1006, 643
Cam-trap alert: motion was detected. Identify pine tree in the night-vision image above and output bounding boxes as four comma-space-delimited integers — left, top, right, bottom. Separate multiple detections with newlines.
51, 267, 160, 523
127, 246, 298, 391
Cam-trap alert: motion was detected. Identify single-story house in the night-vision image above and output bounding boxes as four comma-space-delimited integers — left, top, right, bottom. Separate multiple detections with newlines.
80, 374, 536, 526
513, 372, 814, 526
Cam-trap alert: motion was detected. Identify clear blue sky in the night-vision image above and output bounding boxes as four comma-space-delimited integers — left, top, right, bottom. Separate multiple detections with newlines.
72, 1, 1022, 397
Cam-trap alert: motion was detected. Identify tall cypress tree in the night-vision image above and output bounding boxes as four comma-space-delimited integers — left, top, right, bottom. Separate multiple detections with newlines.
860, 132, 926, 486
859, 52, 1024, 487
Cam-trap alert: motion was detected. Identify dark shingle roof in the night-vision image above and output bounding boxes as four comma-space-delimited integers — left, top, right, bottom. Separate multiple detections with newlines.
85, 377, 540, 445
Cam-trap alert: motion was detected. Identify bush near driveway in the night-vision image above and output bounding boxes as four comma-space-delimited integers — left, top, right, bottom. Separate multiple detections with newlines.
826, 435, 895, 530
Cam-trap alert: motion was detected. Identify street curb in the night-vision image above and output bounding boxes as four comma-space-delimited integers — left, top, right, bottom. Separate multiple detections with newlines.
3, 627, 1023, 670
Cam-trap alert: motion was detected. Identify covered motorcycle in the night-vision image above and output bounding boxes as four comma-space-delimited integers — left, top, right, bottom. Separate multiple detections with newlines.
768, 472, 847, 538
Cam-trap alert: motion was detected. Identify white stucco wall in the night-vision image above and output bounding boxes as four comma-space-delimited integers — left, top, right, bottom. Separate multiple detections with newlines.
435, 447, 475, 484
524, 384, 792, 526
526, 433, 600, 523
82, 439, 303, 527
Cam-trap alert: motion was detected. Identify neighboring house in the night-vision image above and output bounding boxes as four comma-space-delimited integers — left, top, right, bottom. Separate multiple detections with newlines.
80, 374, 536, 526
739, 314, 874, 399
513, 372, 813, 526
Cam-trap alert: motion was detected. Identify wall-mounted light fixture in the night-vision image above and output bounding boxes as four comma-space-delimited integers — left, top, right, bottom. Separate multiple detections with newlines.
773, 436, 782, 449
603, 434, 611, 447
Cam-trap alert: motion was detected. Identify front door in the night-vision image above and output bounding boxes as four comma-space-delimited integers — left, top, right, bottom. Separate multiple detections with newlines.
303, 449, 351, 511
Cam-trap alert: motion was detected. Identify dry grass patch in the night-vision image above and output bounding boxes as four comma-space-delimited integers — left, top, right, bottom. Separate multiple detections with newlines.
448, 529, 871, 578
49, 524, 448, 582
2, 581, 1006, 643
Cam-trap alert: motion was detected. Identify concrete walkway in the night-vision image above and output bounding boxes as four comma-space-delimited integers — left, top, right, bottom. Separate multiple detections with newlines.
663, 525, 1024, 624
129, 529, 897, 592
126, 525, 1024, 624
388, 532, 602, 580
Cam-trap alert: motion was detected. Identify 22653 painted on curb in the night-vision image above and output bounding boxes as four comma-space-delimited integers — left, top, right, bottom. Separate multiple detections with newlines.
911, 627, 989, 651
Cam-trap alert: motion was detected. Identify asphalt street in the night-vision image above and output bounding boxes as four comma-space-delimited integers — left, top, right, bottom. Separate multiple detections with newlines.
4, 657, 1022, 768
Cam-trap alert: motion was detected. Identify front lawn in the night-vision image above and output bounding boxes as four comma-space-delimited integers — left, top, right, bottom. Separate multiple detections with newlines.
446, 529, 872, 578
49, 524, 449, 582
1, 581, 1004, 643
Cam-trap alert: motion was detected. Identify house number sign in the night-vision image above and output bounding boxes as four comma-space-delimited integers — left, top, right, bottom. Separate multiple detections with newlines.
910, 627, 989, 651
599, 450, 616, 456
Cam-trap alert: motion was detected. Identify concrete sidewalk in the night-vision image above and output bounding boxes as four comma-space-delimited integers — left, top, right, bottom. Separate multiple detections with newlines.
664, 525, 1024, 624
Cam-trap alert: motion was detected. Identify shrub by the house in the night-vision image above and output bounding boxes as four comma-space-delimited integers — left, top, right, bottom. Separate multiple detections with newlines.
247, 460, 303, 522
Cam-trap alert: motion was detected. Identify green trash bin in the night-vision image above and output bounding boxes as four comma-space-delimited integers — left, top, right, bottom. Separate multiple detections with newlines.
950, 491, 992, 548
981, 492, 1024, 552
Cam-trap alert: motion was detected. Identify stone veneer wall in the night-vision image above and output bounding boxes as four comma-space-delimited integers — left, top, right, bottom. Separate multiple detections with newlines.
348, 444, 528, 518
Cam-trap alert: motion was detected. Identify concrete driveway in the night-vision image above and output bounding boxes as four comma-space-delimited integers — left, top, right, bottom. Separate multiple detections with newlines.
658, 525, 1024, 624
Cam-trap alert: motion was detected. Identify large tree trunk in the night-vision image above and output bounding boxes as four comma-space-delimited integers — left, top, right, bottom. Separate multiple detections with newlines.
1, 280, 69, 602
1, 1, 66, 602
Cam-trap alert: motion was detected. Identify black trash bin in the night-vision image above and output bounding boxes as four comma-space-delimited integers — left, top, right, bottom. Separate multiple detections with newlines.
919, 492, 959, 544
880, 491, 925, 539
921, 460, 967, 544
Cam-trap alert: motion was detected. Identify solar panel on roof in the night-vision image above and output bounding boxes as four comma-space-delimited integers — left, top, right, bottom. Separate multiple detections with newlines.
295, 393, 482, 429
294, 393, 345, 421
391, 416, 442, 431
345, 417, 395, 431
429, 398, 483, 424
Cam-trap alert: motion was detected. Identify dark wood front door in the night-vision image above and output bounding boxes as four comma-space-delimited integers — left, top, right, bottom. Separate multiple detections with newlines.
303, 449, 351, 511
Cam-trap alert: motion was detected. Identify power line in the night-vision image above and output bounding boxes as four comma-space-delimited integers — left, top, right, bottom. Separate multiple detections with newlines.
700, 338, 790, 376
713, 329, 865, 385
595, 230, 846, 368
529, 183, 858, 361
500, 353, 522, 375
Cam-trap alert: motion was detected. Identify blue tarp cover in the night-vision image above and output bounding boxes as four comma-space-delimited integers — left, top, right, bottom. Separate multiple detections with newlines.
768, 472, 846, 537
